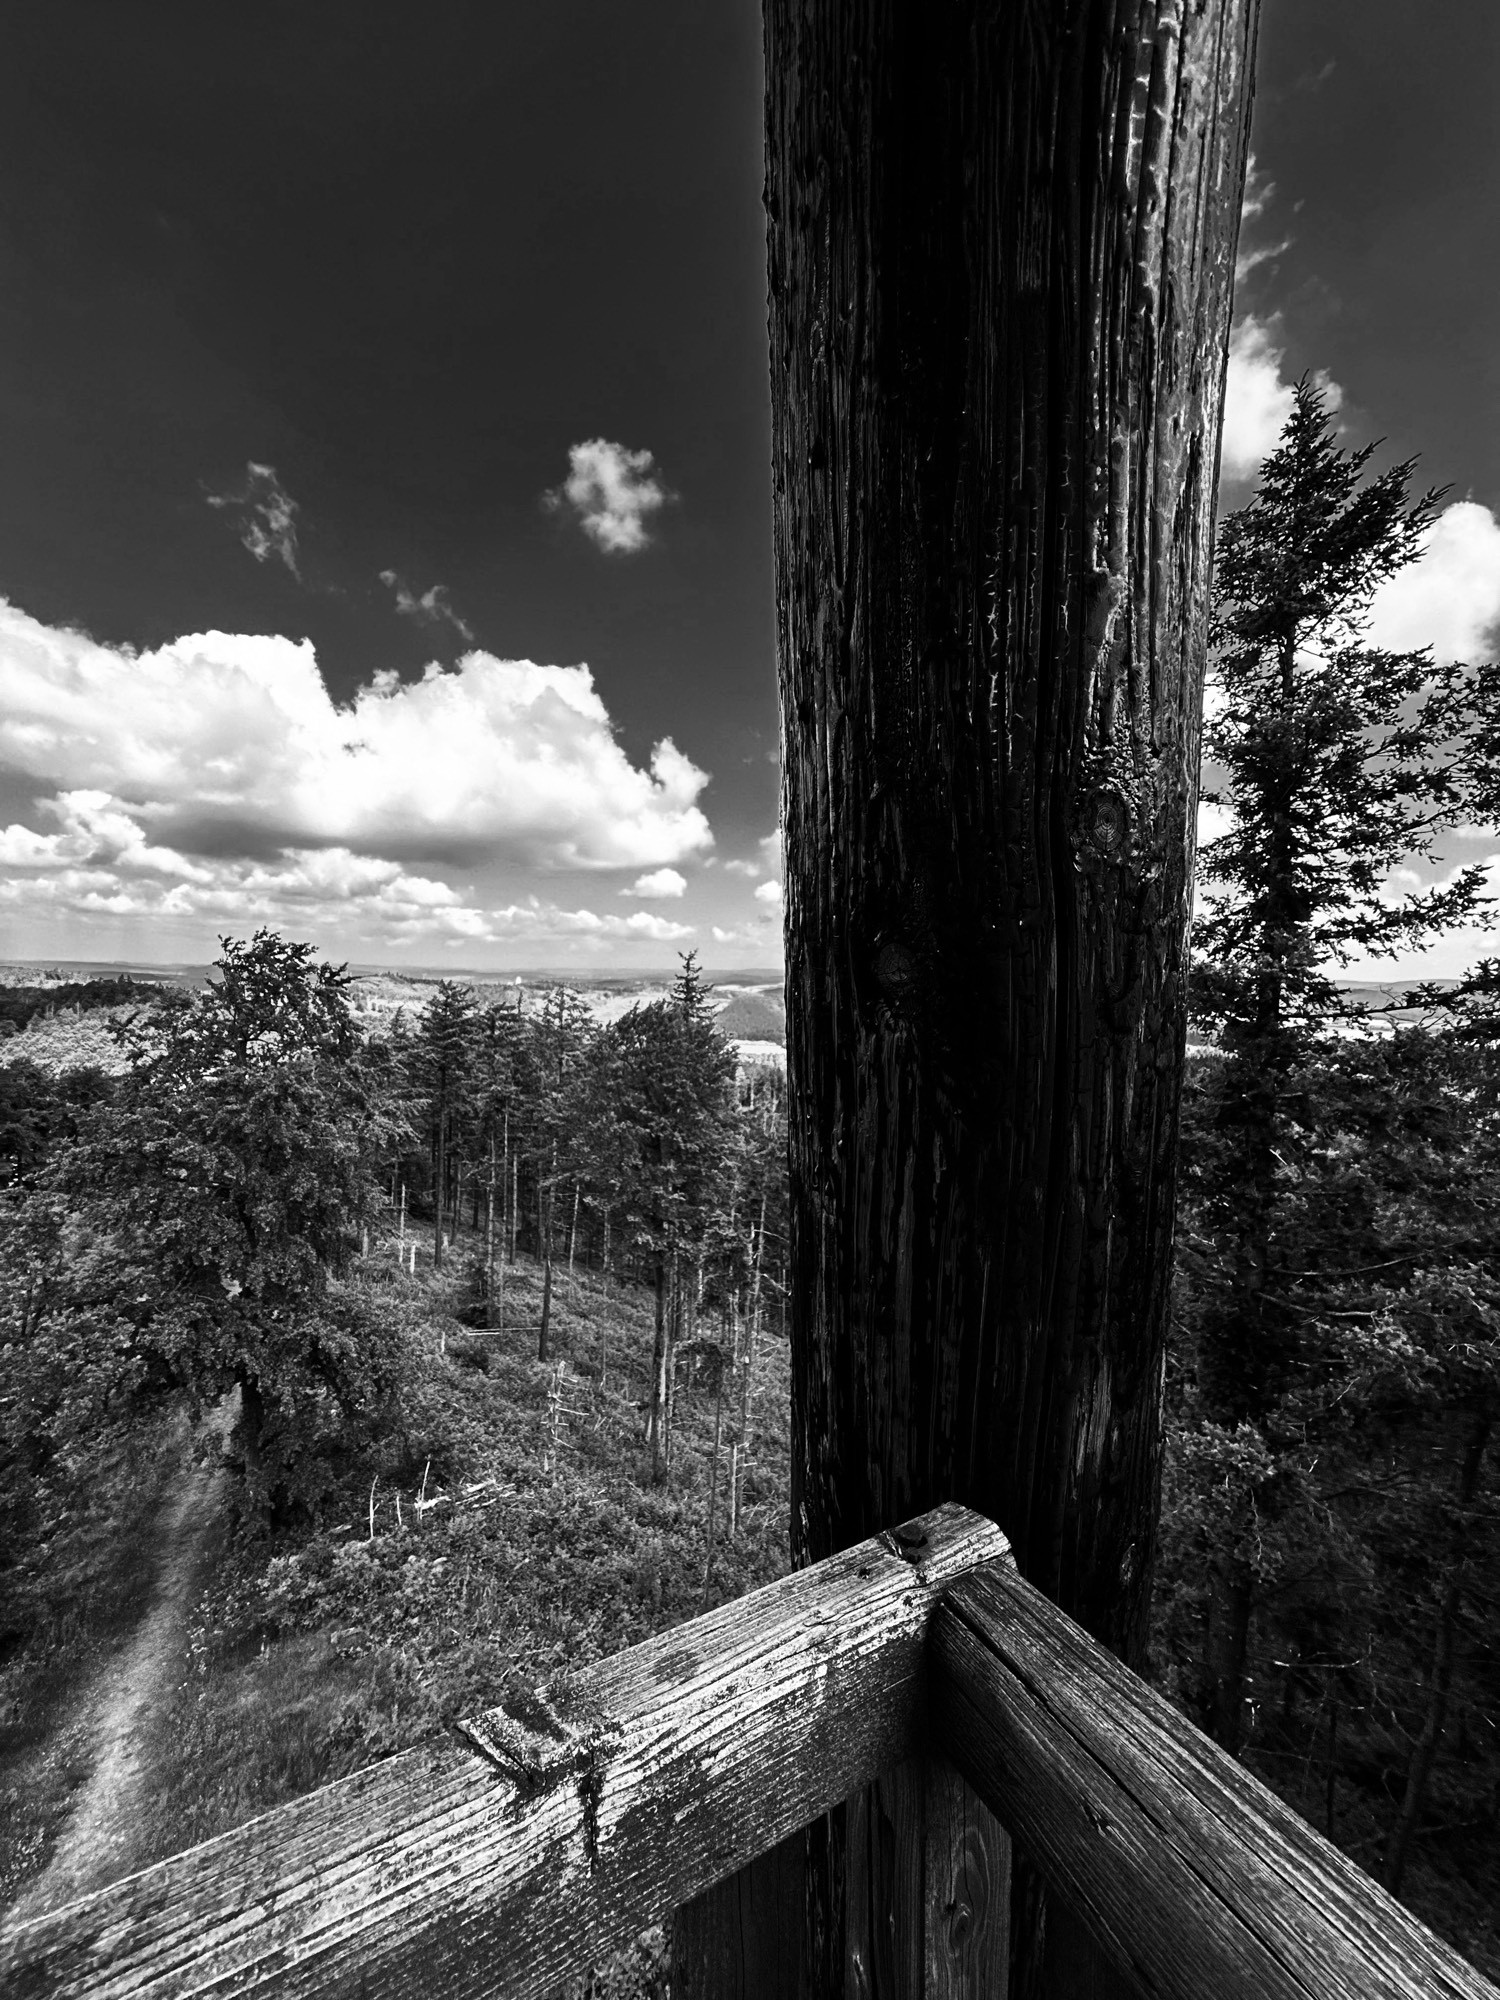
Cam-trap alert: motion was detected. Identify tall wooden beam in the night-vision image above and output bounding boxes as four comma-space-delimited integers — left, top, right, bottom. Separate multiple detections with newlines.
763, 0, 1261, 1988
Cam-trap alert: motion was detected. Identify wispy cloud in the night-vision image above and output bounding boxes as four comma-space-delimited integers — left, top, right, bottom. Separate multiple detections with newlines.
1239, 154, 1276, 227
206, 461, 301, 578
544, 438, 671, 554
379, 570, 474, 642
1235, 155, 1292, 285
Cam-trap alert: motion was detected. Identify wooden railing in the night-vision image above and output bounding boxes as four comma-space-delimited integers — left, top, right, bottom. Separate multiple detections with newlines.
1, 1504, 1492, 2000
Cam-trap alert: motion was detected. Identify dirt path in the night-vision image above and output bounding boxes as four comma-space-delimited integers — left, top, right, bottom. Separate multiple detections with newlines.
9, 1430, 225, 1921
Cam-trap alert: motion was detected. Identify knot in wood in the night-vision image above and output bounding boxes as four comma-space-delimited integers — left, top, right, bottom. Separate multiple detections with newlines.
874, 938, 919, 997
1087, 789, 1130, 858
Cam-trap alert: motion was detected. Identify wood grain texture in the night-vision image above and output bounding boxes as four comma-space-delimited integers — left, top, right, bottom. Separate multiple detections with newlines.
767, 0, 1261, 1652
0, 1505, 1009, 2000
764, 3, 1260, 1987
846, 1758, 1011, 2000
672, 1830, 805, 2000
921, 1759, 1010, 1999
932, 1563, 1499, 2000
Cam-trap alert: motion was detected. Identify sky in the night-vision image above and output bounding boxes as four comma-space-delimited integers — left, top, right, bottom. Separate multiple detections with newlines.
0, 1, 1496, 975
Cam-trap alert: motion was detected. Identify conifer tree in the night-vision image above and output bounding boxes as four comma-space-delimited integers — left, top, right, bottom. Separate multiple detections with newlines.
1196, 381, 1485, 1415
1182, 384, 1492, 1747
415, 982, 477, 1270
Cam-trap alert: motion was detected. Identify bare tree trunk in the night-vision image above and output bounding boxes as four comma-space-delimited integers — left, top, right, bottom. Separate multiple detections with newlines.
510, 1140, 519, 1266
648, 1253, 668, 1479
1202, 1556, 1253, 1755
569, 1184, 580, 1277
1384, 1416, 1488, 1896
485, 1132, 497, 1330
664, 1254, 681, 1471
538, 1250, 554, 1364
432, 1109, 446, 1271
757, 3, 1259, 1993
703, 1354, 725, 1602
1384, 1581, 1460, 1897
736, 1194, 767, 1532
538, 1148, 556, 1362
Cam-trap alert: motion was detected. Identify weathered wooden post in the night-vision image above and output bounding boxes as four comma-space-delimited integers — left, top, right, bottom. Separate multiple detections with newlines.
678, 0, 1260, 1992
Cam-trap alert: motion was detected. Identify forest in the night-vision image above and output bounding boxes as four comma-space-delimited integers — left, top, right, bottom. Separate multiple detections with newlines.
0, 389, 1497, 1984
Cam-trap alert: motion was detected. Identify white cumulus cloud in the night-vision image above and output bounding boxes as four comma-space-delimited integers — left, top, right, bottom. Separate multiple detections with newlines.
544, 439, 671, 554
624, 868, 687, 899
754, 879, 782, 906
1220, 316, 1343, 487
1221, 319, 1295, 484
0, 600, 713, 873
1365, 502, 1500, 664
729, 832, 784, 880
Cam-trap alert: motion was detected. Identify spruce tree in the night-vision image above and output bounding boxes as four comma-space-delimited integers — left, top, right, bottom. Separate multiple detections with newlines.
1181, 384, 1492, 1750
1196, 379, 1486, 1421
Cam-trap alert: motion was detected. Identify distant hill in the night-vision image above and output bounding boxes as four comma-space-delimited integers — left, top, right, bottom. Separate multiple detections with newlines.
716, 990, 786, 1045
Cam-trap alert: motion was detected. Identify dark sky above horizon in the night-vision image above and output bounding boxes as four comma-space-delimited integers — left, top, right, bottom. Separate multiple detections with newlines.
1, 2, 1497, 971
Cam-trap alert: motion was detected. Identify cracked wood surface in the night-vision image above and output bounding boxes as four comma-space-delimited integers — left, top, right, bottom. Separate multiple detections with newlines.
0, 1505, 1009, 2000
934, 1563, 1498, 2000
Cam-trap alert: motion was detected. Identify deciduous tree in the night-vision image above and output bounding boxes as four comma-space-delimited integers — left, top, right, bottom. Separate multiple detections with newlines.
53, 932, 402, 1519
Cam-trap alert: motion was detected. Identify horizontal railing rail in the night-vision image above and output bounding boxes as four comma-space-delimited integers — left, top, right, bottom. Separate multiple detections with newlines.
1, 1503, 1492, 2000
934, 1564, 1494, 2000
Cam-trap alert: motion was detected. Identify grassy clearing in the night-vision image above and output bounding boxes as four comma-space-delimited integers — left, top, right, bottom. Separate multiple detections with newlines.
93, 1224, 791, 1993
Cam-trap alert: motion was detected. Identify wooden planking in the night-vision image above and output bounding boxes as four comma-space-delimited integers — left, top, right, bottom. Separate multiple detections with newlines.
1, 1504, 1010, 2000
932, 1565, 1499, 2000
845, 1758, 1010, 2000
671, 1829, 805, 2000
919, 1759, 1010, 1999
